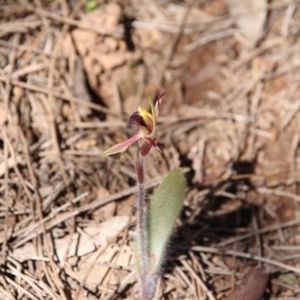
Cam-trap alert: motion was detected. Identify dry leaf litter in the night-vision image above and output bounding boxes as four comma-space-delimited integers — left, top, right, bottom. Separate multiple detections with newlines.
0, 0, 300, 299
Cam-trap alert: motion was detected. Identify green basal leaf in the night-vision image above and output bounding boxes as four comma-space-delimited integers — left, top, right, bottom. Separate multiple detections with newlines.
148, 169, 186, 274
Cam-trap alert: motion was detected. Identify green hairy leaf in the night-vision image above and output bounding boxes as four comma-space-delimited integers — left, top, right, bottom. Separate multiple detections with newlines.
148, 169, 186, 274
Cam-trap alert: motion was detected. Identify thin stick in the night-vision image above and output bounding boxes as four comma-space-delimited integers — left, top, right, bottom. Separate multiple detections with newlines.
216, 218, 300, 247
0, 76, 117, 115
181, 260, 216, 300
190, 246, 300, 274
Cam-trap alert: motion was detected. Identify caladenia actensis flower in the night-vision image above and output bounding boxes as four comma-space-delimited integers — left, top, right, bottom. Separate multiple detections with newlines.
99, 93, 186, 300
100, 92, 164, 158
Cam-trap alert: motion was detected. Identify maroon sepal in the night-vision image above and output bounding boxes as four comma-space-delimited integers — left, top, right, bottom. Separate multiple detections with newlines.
140, 141, 153, 157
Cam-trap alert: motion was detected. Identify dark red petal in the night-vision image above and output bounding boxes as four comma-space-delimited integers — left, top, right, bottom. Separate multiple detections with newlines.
140, 141, 152, 157
144, 137, 161, 151
129, 111, 147, 128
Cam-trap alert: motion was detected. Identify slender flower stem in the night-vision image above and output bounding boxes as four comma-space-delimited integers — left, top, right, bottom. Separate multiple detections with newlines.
136, 147, 149, 297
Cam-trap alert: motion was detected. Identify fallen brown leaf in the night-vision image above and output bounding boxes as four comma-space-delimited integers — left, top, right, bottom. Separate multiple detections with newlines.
225, 267, 269, 300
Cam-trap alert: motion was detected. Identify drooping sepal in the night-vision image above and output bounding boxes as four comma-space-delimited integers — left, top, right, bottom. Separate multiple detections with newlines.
98, 133, 141, 158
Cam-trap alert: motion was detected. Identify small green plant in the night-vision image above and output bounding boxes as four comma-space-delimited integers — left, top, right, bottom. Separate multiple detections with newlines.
85, 0, 98, 12
99, 93, 186, 299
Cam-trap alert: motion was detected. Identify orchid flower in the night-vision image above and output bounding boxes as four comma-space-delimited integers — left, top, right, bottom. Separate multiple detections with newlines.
100, 93, 165, 158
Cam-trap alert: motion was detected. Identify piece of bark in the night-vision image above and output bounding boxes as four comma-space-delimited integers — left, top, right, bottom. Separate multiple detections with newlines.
225, 267, 269, 300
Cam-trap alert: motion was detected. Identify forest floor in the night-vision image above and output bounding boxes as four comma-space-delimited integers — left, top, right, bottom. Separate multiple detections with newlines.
1, 0, 300, 299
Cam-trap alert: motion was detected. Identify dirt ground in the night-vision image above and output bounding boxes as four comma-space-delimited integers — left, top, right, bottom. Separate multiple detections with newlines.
1, 0, 300, 299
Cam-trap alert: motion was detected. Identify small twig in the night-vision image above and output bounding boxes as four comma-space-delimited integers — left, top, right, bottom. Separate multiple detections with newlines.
281, 3, 296, 37
185, 28, 238, 52
3, 276, 39, 300
251, 208, 263, 267
101, 272, 136, 300
216, 218, 300, 247
290, 133, 300, 195
181, 260, 216, 300
280, 85, 300, 131
0, 269, 15, 299
191, 246, 300, 274
0, 39, 62, 58
257, 187, 300, 203
0, 75, 116, 115
34, 7, 124, 37
11, 62, 46, 79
